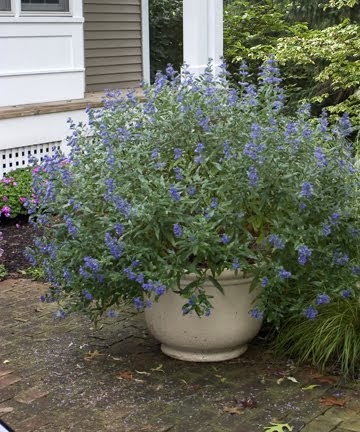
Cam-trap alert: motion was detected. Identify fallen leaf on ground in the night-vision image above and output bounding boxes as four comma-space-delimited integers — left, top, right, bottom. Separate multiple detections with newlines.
116, 370, 135, 380
287, 376, 299, 384
215, 374, 227, 383
312, 374, 337, 384
84, 350, 104, 361
264, 422, 293, 432
302, 384, 320, 391
223, 406, 244, 416
135, 370, 151, 376
320, 396, 346, 407
150, 364, 165, 373
0, 407, 14, 414
277, 377, 285, 385
2, 360, 10, 364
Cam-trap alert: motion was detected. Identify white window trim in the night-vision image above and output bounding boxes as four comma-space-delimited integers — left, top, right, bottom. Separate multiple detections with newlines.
0, 0, 73, 16
21, 0, 69, 12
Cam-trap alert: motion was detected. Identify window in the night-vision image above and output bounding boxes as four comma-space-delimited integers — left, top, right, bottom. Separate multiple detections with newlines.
0, 0, 11, 11
21, 0, 69, 12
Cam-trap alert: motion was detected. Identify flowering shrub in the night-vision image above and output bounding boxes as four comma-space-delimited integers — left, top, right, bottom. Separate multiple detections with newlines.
27, 60, 360, 325
0, 168, 33, 219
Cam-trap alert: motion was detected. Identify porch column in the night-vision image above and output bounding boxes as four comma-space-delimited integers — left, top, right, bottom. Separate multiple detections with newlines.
183, 0, 223, 76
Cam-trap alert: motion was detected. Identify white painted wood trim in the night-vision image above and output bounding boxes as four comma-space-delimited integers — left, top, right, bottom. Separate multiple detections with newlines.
141, 0, 150, 83
183, 0, 223, 76
0, 68, 85, 77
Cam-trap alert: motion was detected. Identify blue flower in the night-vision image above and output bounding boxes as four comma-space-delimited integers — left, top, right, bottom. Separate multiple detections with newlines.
133, 297, 144, 311
314, 147, 328, 168
304, 306, 318, 320
211, 197, 218, 209
261, 277, 269, 288
173, 223, 183, 238
114, 223, 125, 236
278, 268, 292, 279
174, 167, 183, 181
247, 166, 258, 186
300, 181, 313, 199
174, 147, 183, 160
187, 186, 196, 196
151, 148, 159, 160
221, 234, 230, 244
84, 256, 100, 273
154, 283, 166, 296
169, 185, 181, 201
322, 224, 331, 236
64, 214, 78, 239
105, 232, 123, 259
106, 309, 119, 318
249, 308, 264, 320
297, 245, 312, 266
331, 212, 341, 225
333, 251, 349, 266
341, 289, 351, 299
316, 293, 330, 305
268, 234, 285, 250
223, 141, 231, 160
82, 289, 93, 301
195, 142, 205, 154
232, 258, 240, 270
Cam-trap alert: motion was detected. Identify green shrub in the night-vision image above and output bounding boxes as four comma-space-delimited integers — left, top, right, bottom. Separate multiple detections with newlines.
26, 62, 360, 325
274, 297, 360, 377
0, 168, 33, 219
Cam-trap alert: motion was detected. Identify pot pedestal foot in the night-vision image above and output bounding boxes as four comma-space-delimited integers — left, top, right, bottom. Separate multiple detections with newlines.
160, 344, 248, 362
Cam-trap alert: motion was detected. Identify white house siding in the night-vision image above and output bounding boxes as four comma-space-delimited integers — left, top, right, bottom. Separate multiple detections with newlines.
0, 2, 85, 107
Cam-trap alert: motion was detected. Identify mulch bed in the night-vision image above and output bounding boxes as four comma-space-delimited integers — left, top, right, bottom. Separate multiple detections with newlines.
0, 215, 36, 274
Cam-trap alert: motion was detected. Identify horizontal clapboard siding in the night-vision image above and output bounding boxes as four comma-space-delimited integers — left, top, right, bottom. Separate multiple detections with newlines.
84, 0, 143, 92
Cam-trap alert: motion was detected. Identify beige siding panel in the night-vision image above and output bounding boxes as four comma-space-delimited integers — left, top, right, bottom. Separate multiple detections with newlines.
86, 55, 142, 67
84, 30, 141, 40
85, 39, 141, 50
86, 13, 140, 22
87, 81, 141, 92
87, 72, 141, 85
84, 0, 142, 92
84, 4, 140, 13
85, 21, 141, 31
85, 21, 140, 31
85, 47, 142, 58
87, 64, 142, 76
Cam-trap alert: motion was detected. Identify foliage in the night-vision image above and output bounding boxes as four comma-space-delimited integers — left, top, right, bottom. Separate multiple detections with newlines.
274, 297, 360, 376
26, 61, 360, 326
224, 0, 360, 131
0, 168, 33, 219
149, 0, 183, 81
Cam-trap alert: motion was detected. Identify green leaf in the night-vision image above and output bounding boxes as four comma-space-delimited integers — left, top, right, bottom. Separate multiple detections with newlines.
207, 275, 225, 295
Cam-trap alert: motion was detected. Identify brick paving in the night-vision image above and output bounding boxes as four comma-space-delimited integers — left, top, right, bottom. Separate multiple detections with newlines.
0, 278, 360, 432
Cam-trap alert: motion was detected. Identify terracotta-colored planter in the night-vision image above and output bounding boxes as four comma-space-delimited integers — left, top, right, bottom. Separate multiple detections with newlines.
144, 270, 263, 362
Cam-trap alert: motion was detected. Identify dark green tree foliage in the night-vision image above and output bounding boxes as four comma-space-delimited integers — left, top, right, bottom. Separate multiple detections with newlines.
149, 0, 183, 81
224, 0, 360, 131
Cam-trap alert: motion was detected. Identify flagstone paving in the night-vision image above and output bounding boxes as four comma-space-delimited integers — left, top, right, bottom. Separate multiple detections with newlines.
1, 278, 360, 432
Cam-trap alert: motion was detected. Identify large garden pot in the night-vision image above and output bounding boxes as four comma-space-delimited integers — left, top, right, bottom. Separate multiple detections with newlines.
144, 270, 263, 362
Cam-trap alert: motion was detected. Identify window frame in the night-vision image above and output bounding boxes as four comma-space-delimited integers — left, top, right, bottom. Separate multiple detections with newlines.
0, 0, 11, 12
21, 0, 69, 12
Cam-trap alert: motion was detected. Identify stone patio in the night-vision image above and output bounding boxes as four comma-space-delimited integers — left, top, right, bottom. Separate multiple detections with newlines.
1, 278, 360, 432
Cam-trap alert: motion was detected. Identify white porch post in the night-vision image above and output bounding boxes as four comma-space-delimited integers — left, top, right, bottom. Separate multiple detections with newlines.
183, 0, 223, 76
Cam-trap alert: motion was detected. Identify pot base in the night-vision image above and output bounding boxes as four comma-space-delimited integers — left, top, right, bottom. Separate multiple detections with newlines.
160, 343, 248, 362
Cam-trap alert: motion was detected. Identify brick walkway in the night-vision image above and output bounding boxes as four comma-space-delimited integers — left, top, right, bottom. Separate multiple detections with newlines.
0, 279, 359, 432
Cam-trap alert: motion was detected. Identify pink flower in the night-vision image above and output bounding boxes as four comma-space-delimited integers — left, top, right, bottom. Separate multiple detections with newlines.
16, 224, 20, 229
19, 197, 26, 203
32, 167, 40, 175
1, 206, 11, 217
12, 182, 17, 186
2, 196, 8, 202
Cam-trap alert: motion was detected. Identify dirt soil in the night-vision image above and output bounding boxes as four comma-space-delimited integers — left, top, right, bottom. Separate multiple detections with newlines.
0, 215, 36, 274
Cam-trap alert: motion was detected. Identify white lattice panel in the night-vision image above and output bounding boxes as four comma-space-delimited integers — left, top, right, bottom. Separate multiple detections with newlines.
0, 142, 62, 177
